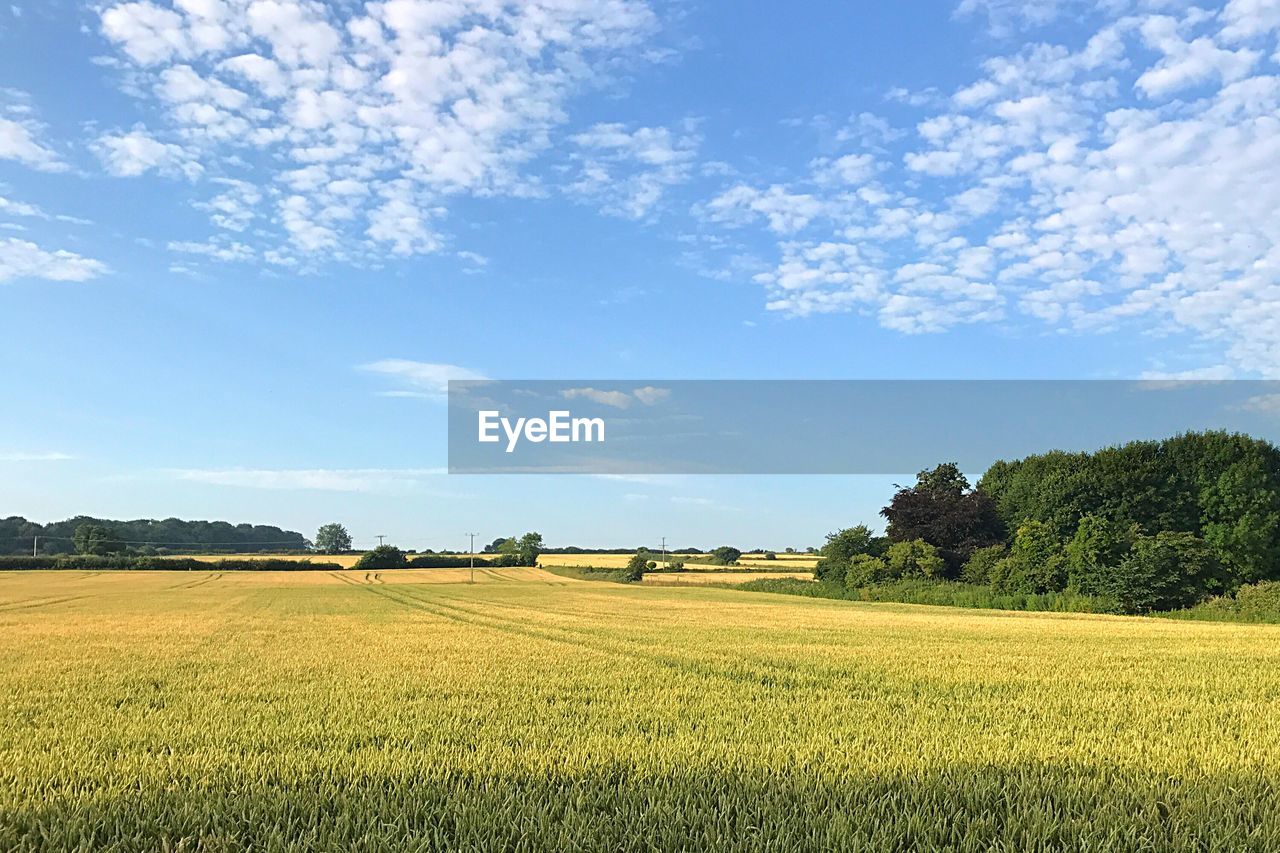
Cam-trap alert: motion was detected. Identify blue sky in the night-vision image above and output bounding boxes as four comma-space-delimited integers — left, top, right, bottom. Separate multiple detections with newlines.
1, 0, 1278, 549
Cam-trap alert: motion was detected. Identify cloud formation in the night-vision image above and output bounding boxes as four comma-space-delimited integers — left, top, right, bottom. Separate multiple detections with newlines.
96, 0, 660, 267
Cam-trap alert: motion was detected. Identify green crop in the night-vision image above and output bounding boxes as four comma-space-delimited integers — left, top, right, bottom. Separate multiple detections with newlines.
2, 569, 1279, 851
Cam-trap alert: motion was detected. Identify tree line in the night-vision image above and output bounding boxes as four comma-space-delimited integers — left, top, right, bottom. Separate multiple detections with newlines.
0, 516, 309, 555
813, 431, 1280, 614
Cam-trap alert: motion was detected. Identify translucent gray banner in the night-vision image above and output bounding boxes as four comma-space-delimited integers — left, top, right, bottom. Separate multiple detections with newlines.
447, 380, 1280, 474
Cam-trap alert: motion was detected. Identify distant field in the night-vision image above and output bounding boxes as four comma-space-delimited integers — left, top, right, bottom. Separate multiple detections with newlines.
538, 552, 818, 570
642, 570, 813, 585
4, 569, 1280, 849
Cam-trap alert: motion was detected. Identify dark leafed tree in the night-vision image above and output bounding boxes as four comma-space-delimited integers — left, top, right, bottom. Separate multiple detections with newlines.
880, 463, 1005, 575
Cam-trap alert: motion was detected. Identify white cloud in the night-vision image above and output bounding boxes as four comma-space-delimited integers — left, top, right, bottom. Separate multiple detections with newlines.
567, 122, 700, 218
93, 127, 203, 179
96, 0, 661, 265
700, 4, 1280, 372
0, 451, 76, 461
359, 359, 488, 399
0, 116, 65, 172
0, 238, 108, 283
561, 387, 636, 409
561, 386, 671, 408
169, 466, 445, 492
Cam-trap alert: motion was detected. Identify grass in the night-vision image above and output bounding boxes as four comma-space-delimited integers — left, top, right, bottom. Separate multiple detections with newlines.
3, 570, 1280, 850
740, 577, 1117, 613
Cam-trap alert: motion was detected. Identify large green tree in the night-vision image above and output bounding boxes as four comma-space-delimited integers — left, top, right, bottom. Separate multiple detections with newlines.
314, 523, 352, 554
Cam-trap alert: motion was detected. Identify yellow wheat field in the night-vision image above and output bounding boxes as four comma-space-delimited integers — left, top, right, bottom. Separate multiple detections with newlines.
3, 569, 1279, 850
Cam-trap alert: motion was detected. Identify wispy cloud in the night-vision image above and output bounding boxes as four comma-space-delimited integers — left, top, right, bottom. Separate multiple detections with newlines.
0, 451, 75, 461
0, 239, 108, 283
168, 467, 446, 492
360, 360, 489, 400
561, 386, 671, 409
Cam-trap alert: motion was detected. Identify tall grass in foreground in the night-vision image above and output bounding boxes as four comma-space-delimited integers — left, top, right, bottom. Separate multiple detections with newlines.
738, 577, 1118, 613
3, 570, 1280, 850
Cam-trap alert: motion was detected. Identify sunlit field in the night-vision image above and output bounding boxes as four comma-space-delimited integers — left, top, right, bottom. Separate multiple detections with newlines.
537, 552, 819, 570
3, 569, 1280, 850
641, 570, 813, 585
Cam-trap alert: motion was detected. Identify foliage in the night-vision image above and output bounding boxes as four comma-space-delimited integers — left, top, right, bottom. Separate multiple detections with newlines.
622, 552, 649, 583
989, 521, 1067, 595
880, 463, 1004, 572
978, 431, 1280, 589
741, 577, 1117, 613
0, 515, 308, 556
314, 523, 352, 554
814, 525, 875, 582
355, 545, 407, 570
0, 556, 342, 571
709, 546, 742, 566
884, 539, 946, 579
1099, 532, 1219, 614
960, 544, 1006, 585
1064, 515, 1137, 596
73, 523, 123, 556
516, 532, 545, 567
405, 554, 499, 569
844, 554, 891, 587
1166, 581, 1280, 623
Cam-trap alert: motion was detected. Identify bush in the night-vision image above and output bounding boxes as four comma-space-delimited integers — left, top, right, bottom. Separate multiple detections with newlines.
622, 552, 649, 583
885, 539, 945, 579
990, 522, 1067, 594
406, 555, 497, 569
710, 546, 742, 566
1101, 532, 1218, 613
355, 546, 407, 570
844, 554, 891, 587
961, 544, 1005, 585
1066, 515, 1137, 596
1172, 581, 1280, 623
763, 551, 777, 560
739, 577, 1116, 614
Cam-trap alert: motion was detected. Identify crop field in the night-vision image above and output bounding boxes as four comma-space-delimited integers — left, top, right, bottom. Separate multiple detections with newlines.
537, 552, 819, 570
641, 570, 814, 585
3, 570, 1280, 850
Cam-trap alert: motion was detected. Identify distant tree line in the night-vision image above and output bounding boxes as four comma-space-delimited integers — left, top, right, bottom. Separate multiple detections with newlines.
813, 432, 1280, 615
0, 516, 309, 556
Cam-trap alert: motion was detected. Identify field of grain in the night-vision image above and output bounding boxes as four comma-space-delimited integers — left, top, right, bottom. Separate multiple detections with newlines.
642, 570, 814, 585
537, 552, 819, 570
3, 569, 1280, 850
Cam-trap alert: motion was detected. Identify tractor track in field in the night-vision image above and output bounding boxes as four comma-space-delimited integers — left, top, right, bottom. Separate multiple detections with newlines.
0, 594, 88, 613
329, 571, 363, 586
169, 572, 223, 591
367, 583, 809, 690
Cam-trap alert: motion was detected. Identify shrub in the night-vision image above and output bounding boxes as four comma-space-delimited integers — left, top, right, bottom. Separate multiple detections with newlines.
1102, 532, 1218, 613
961, 544, 1005, 585
355, 546, 407, 570
406, 555, 497, 569
1065, 515, 1136, 596
990, 522, 1067, 594
622, 552, 649, 583
885, 539, 945, 579
844, 554, 891, 587
710, 546, 742, 566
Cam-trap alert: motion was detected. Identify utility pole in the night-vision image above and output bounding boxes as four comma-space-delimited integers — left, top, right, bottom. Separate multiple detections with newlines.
660, 536, 667, 570
376, 534, 386, 547
467, 532, 479, 584
33, 535, 38, 557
